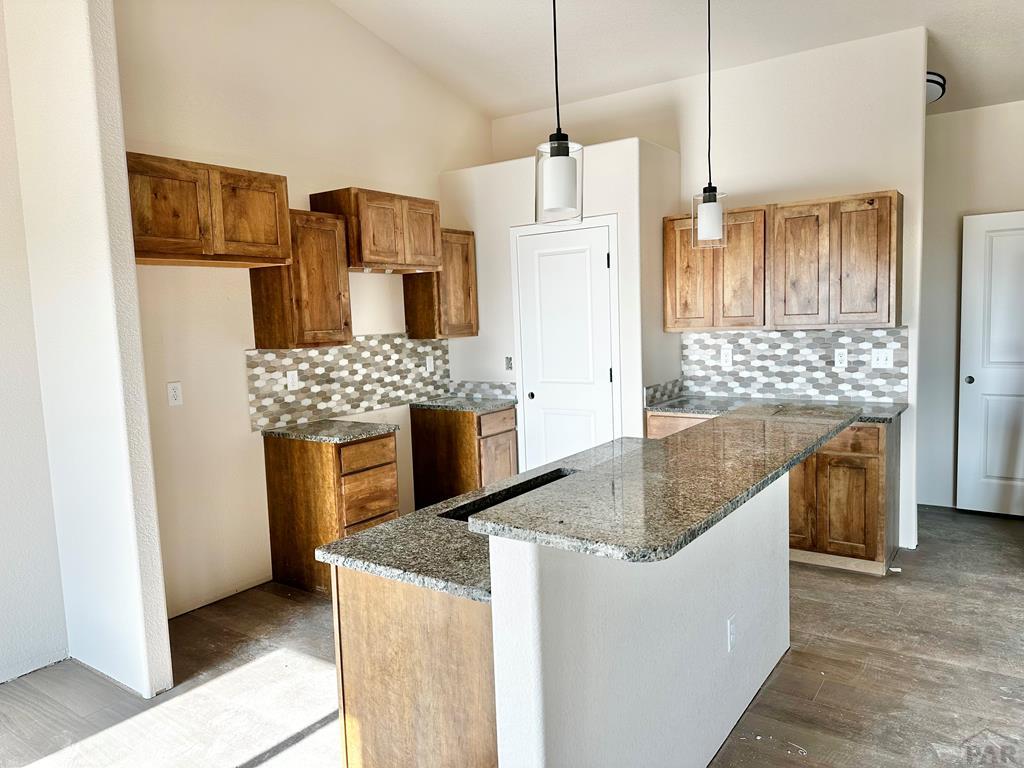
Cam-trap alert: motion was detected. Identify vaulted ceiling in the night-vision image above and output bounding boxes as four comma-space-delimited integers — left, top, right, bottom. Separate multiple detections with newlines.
331, 0, 1024, 117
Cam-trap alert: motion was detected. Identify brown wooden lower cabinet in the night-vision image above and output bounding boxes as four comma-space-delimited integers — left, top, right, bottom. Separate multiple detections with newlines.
331, 566, 497, 767
644, 411, 711, 439
789, 420, 900, 574
263, 432, 399, 595
411, 406, 518, 508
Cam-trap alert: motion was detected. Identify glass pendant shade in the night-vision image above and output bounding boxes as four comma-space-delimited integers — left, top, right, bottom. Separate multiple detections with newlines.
691, 188, 727, 248
535, 134, 583, 224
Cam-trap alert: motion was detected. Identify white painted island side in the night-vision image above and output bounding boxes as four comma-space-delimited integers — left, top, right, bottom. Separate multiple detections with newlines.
488, 476, 790, 768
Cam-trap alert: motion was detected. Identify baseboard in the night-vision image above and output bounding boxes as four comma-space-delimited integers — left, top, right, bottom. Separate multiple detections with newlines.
789, 549, 886, 576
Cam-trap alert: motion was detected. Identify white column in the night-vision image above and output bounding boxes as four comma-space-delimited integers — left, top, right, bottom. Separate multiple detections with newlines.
3, 0, 171, 696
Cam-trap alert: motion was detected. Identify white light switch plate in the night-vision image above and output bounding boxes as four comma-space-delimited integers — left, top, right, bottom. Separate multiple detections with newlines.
834, 348, 848, 369
286, 370, 301, 391
720, 345, 733, 369
727, 614, 737, 653
166, 381, 183, 407
870, 348, 894, 368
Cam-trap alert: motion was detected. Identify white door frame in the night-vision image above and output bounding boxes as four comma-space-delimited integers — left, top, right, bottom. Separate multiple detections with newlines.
509, 214, 621, 470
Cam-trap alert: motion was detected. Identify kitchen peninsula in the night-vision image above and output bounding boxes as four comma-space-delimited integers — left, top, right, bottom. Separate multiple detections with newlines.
317, 403, 861, 768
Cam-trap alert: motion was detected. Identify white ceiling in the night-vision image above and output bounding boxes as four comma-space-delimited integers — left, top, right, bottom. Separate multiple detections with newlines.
330, 0, 1024, 118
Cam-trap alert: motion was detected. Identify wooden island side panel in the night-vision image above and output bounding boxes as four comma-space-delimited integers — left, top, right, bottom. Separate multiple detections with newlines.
332, 567, 497, 768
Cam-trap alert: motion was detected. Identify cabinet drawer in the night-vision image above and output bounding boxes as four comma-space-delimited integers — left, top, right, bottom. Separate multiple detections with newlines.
340, 463, 399, 526
339, 434, 397, 475
645, 413, 708, 439
478, 408, 516, 437
345, 510, 398, 536
822, 425, 880, 456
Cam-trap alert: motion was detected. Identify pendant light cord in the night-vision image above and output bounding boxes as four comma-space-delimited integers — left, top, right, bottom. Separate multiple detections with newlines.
706, 0, 712, 187
552, 0, 562, 133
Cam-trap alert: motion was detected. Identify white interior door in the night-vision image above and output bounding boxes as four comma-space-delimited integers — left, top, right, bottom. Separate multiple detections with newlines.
957, 211, 1024, 515
515, 225, 614, 469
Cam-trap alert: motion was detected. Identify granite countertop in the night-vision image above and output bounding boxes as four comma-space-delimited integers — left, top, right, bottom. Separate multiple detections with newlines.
467, 404, 861, 562
410, 396, 516, 414
262, 418, 399, 445
315, 439, 645, 602
646, 394, 908, 423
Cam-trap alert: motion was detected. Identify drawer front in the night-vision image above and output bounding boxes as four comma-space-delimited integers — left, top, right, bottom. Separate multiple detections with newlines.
645, 413, 709, 439
822, 424, 880, 456
341, 463, 399, 526
339, 434, 397, 475
345, 510, 398, 536
478, 408, 516, 437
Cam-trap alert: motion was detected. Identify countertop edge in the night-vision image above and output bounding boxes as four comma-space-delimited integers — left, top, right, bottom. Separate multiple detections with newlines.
468, 412, 860, 562
262, 421, 400, 445
313, 549, 491, 603
645, 398, 908, 423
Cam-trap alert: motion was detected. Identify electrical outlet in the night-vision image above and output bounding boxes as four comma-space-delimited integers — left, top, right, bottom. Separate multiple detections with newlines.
505, 356, 514, 371
286, 370, 301, 391
425, 356, 435, 374
834, 348, 848, 369
727, 614, 737, 654
720, 345, 733, 369
166, 381, 183, 407
871, 348, 894, 369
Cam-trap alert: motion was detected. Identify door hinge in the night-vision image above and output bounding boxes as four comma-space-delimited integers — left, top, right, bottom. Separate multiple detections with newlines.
607, 252, 611, 268
609, 368, 613, 382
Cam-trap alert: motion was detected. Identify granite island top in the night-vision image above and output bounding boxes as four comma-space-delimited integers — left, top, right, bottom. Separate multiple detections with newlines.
262, 418, 398, 445
316, 439, 643, 602
410, 396, 516, 414
646, 394, 908, 423
317, 403, 861, 601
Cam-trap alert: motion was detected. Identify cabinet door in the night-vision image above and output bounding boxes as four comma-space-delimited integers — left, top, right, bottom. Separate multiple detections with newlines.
403, 197, 443, 267
127, 153, 214, 259
788, 455, 817, 550
357, 190, 405, 265
714, 209, 766, 327
291, 211, 353, 346
479, 430, 518, 487
829, 195, 892, 325
440, 230, 479, 337
210, 168, 290, 262
340, 463, 400, 527
771, 203, 830, 327
664, 217, 714, 330
815, 453, 879, 560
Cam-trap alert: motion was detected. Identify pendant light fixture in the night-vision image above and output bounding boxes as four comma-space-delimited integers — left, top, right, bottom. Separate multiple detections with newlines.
692, 0, 726, 247
535, 0, 582, 224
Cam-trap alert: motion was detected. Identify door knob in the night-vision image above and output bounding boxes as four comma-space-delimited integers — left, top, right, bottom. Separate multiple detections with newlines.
965, 376, 975, 384
527, 392, 536, 399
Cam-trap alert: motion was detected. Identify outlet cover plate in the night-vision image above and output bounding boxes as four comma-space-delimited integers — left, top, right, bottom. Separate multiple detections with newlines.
871, 348, 894, 369
286, 370, 301, 391
834, 348, 848, 369
166, 381, 183, 407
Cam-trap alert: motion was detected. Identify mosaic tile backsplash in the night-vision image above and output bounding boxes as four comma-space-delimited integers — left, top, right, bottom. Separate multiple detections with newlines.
447, 380, 517, 400
647, 327, 909, 404
247, 335, 449, 430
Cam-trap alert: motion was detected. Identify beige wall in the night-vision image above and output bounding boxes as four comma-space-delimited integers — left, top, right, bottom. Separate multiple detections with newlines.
491, 29, 927, 547
919, 100, 1024, 506
116, 0, 492, 617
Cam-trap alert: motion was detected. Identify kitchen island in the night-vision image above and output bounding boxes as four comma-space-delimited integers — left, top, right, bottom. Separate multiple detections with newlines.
316, 403, 860, 768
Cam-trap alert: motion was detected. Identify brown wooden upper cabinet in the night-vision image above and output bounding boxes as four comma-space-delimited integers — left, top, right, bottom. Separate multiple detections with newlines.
663, 208, 766, 331
250, 210, 353, 349
770, 191, 902, 329
403, 229, 479, 339
126, 153, 290, 267
309, 187, 443, 273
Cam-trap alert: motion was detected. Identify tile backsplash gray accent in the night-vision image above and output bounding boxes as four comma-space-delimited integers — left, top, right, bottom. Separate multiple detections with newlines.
644, 378, 689, 406
647, 327, 909, 403
247, 335, 449, 430
447, 380, 518, 400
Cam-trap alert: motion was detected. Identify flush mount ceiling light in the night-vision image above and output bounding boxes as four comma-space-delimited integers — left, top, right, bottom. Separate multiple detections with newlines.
535, 0, 582, 224
692, 0, 726, 247
926, 71, 947, 104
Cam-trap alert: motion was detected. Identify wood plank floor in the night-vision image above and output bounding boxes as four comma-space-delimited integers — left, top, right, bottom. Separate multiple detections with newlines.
1, 506, 1021, 767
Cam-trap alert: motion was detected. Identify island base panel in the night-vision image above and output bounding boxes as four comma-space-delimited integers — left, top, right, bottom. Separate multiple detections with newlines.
331, 566, 498, 768
488, 476, 791, 768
